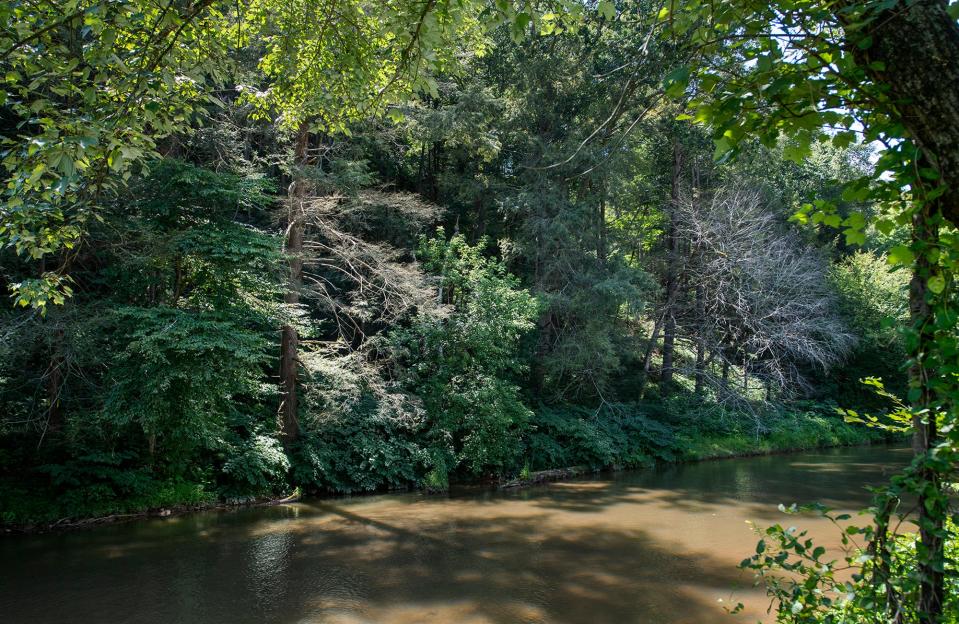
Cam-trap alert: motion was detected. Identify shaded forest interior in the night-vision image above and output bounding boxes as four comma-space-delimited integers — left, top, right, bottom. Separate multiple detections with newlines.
0, 2, 910, 523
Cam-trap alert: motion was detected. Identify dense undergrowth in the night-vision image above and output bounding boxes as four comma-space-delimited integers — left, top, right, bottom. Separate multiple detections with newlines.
0, 158, 900, 527
0, 399, 890, 527
0, 27, 908, 530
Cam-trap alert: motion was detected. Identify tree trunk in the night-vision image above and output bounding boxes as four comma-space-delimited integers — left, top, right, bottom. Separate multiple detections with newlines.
660, 140, 683, 389
837, 0, 959, 227
597, 197, 607, 264
908, 200, 944, 624
694, 283, 705, 394
45, 323, 65, 435
638, 312, 664, 399
832, 7, 959, 618
279, 123, 309, 446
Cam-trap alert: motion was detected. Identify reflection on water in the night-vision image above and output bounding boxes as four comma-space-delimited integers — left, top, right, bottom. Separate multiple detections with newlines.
0, 445, 911, 624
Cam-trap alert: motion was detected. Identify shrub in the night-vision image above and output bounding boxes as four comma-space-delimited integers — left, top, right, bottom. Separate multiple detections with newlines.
391, 231, 539, 477
291, 394, 429, 493
220, 433, 291, 497
526, 403, 676, 471
827, 251, 909, 404
740, 511, 958, 624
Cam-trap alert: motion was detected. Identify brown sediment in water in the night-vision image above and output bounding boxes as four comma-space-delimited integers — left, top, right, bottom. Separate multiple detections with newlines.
0, 445, 911, 624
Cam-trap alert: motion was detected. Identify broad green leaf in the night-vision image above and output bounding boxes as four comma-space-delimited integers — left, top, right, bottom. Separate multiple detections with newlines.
598, 0, 616, 20
928, 275, 946, 294
887, 245, 915, 266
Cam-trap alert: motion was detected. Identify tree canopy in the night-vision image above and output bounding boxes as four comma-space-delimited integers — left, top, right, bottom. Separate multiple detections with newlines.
1, 2, 957, 622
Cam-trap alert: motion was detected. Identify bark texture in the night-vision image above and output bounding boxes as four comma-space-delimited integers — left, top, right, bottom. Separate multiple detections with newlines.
660, 140, 683, 388
840, 0, 959, 225
279, 124, 310, 445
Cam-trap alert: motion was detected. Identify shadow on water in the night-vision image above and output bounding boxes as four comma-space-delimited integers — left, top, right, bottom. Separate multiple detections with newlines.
499, 445, 913, 520
1, 508, 751, 624
0, 444, 910, 624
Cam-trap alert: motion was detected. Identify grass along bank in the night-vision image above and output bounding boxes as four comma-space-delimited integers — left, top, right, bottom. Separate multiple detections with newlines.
0, 398, 893, 532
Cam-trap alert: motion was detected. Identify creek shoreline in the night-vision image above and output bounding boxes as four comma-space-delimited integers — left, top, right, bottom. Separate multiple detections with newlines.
2, 437, 898, 536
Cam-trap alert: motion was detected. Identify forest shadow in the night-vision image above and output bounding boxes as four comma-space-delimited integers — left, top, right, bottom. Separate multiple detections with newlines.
0, 446, 910, 624
497, 445, 910, 521
2, 500, 758, 624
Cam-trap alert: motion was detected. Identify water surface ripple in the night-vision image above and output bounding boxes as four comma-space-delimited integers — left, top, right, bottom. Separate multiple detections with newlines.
0, 445, 912, 623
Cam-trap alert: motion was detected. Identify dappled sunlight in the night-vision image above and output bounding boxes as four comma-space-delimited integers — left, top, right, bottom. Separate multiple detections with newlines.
0, 445, 907, 624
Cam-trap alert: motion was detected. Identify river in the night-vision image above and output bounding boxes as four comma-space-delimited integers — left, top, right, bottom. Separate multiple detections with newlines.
0, 444, 911, 624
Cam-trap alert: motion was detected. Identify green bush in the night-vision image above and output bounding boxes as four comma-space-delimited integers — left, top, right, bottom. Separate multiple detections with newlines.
292, 394, 429, 493
391, 230, 539, 477
827, 251, 909, 404
526, 403, 676, 471
741, 512, 958, 624
101, 306, 275, 475
40, 451, 157, 507
1, 450, 213, 524
220, 433, 291, 498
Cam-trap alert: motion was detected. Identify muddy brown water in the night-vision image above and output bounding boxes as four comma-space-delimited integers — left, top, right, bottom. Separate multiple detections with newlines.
0, 445, 912, 623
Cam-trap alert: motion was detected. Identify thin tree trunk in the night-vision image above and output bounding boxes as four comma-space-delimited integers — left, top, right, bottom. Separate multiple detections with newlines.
279, 123, 309, 445
171, 255, 183, 304
597, 197, 607, 263
869, 495, 903, 623
694, 283, 705, 394
46, 323, 65, 434
660, 140, 683, 389
908, 200, 944, 623
638, 312, 665, 399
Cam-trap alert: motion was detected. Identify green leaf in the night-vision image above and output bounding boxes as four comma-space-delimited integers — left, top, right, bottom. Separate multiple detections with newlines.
514, 11, 531, 31
713, 136, 733, 160
928, 275, 945, 294
844, 230, 866, 246
598, 0, 616, 20
832, 131, 856, 149
663, 66, 690, 98
874, 218, 894, 235
842, 212, 866, 229
782, 141, 811, 163
887, 245, 915, 266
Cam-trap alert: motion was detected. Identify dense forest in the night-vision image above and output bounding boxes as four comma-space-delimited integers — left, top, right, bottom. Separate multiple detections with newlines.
1, 1, 957, 623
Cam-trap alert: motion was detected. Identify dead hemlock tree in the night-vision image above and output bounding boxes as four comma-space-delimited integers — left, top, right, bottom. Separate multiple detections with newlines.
297, 188, 443, 424
675, 186, 855, 408
303, 190, 441, 341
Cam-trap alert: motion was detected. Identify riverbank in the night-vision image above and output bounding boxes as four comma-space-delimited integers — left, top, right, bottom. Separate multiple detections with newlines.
0, 444, 914, 624
499, 419, 897, 489
1, 489, 305, 535
1, 407, 895, 534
